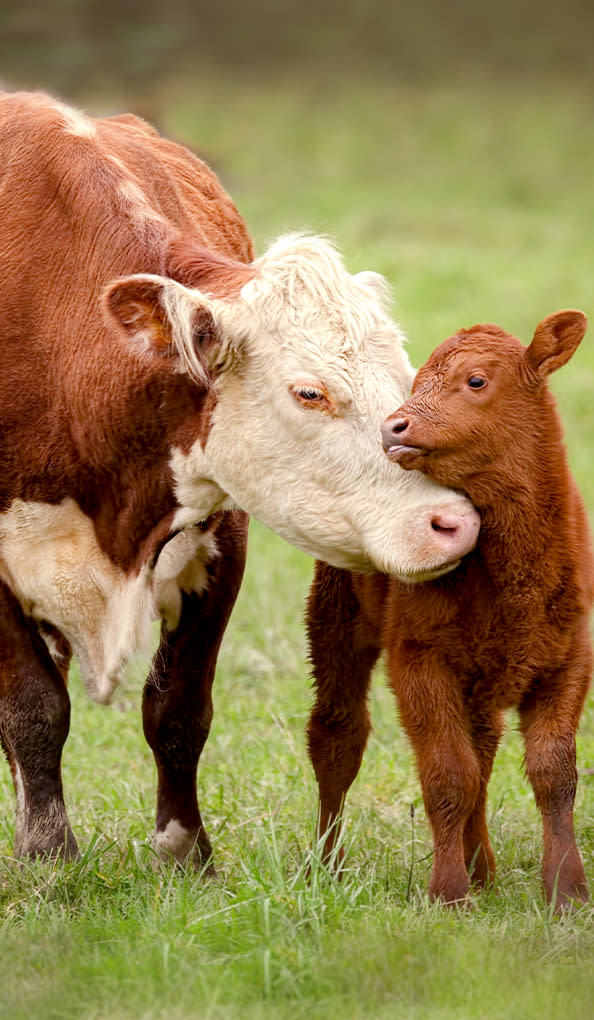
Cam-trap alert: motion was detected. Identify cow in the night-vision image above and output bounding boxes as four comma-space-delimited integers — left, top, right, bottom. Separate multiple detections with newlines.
307, 310, 593, 911
0, 90, 480, 869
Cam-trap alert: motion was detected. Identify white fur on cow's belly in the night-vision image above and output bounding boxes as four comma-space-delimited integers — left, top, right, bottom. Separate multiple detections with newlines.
0, 499, 216, 704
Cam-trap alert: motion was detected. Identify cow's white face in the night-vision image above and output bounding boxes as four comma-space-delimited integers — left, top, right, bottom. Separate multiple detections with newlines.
104, 236, 480, 579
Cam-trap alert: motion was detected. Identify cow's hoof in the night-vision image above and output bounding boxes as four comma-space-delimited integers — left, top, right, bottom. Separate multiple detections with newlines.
153, 821, 216, 877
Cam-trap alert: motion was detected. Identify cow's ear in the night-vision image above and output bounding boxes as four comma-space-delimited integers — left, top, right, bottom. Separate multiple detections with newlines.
524, 309, 587, 379
102, 274, 218, 385
353, 270, 390, 307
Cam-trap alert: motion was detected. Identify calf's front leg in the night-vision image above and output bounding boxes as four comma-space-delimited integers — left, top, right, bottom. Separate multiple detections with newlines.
462, 707, 505, 888
389, 645, 481, 904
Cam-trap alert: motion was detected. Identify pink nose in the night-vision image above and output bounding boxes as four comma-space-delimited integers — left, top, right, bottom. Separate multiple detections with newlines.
430, 510, 480, 560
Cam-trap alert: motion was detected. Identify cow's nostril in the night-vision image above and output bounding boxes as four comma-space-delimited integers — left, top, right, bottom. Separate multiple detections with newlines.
390, 417, 409, 435
431, 515, 460, 536
430, 511, 481, 561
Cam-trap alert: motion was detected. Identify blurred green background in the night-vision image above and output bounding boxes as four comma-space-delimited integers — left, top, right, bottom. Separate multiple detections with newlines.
2, 0, 594, 99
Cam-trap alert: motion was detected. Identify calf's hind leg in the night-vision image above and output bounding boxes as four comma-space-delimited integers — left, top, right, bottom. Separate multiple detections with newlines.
0, 583, 77, 859
143, 513, 248, 871
306, 564, 381, 866
519, 643, 590, 911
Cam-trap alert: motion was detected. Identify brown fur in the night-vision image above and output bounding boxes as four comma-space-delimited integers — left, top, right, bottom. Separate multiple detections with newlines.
307, 310, 593, 910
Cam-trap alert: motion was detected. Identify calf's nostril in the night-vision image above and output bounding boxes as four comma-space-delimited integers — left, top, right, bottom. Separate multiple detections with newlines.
382, 417, 410, 451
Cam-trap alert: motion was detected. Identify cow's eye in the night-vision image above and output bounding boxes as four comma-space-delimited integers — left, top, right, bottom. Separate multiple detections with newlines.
467, 375, 487, 390
289, 383, 334, 412
298, 387, 324, 401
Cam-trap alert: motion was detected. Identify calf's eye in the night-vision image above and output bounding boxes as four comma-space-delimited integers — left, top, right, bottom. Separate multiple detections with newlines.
467, 375, 487, 390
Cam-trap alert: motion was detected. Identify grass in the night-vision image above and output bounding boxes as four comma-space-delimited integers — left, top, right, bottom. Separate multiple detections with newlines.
2, 72, 594, 1018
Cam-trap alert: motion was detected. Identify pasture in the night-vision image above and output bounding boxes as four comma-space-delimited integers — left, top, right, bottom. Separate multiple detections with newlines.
2, 75, 594, 1019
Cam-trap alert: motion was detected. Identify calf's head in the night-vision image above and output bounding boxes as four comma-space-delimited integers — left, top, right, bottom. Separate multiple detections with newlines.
382, 309, 587, 500
104, 235, 480, 578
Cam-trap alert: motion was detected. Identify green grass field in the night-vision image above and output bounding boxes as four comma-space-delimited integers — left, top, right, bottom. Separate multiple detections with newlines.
2, 75, 594, 1019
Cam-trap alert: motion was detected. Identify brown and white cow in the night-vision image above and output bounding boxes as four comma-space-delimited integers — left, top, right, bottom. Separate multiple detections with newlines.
0, 90, 479, 868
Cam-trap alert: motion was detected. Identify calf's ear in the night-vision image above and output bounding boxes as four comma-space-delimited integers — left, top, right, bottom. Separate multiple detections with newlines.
525, 309, 587, 379
102, 274, 219, 385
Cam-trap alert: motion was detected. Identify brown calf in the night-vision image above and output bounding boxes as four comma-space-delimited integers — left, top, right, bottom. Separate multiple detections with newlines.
307, 310, 593, 910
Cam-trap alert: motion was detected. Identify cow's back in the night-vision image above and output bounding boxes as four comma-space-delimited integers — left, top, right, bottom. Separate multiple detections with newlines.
0, 91, 253, 506
0, 91, 252, 320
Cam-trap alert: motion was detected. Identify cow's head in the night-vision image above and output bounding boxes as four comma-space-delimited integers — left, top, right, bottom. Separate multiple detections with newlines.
103, 235, 479, 579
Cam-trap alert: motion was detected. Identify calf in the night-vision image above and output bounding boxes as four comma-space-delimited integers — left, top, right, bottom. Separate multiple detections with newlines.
0, 91, 480, 868
307, 310, 593, 910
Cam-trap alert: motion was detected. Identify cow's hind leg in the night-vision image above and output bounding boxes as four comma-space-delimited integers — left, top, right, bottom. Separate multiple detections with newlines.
0, 584, 77, 860
306, 564, 381, 868
143, 512, 248, 872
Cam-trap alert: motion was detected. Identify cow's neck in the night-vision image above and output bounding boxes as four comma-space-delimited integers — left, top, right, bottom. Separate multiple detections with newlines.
68, 358, 225, 574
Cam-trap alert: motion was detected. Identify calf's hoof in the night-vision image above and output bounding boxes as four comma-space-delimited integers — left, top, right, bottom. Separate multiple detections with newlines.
549, 880, 589, 914
544, 853, 589, 914
429, 869, 470, 907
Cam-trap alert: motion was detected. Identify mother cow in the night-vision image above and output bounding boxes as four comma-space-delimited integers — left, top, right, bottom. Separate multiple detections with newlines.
0, 91, 478, 868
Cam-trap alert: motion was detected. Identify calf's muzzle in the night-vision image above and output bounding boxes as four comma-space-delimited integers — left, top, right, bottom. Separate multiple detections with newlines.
382, 412, 480, 571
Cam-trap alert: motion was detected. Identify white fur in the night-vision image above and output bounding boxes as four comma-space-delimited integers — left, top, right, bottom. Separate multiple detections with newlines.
154, 818, 196, 862
0, 499, 156, 703
0, 500, 221, 703
170, 235, 475, 578
118, 176, 168, 227
154, 527, 219, 631
55, 101, 96, 139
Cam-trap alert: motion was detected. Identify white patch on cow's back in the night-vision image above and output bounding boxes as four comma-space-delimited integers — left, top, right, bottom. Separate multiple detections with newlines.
154, 527, 219, 631
55, 101, 96, 139
118, 176, 167, 226
0, 498, 156, 704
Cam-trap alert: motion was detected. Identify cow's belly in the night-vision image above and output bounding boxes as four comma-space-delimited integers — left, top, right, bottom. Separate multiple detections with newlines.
0, 498, 217, 704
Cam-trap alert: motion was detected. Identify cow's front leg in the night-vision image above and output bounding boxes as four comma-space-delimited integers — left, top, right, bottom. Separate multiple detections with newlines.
389, 646, 480, 905
306, 564, 381, 868
519, 635, 591, 911
0, 583, 77, 860
143, 512, 248, 871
